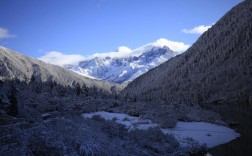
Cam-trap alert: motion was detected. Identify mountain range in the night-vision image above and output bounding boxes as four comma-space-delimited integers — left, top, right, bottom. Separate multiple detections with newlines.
64, 45, 177, 83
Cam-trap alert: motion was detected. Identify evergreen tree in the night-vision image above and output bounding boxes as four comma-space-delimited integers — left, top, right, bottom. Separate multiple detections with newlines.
82, 84, 88, 96
76, 83, 81, 96
7, 87, 18, 117
30, 74, 36, 82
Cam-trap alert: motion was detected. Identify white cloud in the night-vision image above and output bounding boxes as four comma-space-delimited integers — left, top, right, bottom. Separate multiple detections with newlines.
90, 46, 132, 58
90, 38, 189, 58
38, 38, 190, 65
131, 38, 190, 55
39, 47, 133, 66
182, 25, 212, 35
0, 27, 16, 39
117, 46, 132, 53
151, 38, 190, 53
38, 51, 85, 66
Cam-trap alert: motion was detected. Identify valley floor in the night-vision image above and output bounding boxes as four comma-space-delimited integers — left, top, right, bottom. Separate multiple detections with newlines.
0, 80, 248, 155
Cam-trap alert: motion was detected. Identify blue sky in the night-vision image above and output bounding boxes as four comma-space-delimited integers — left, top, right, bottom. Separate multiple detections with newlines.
0, 0, 242, 59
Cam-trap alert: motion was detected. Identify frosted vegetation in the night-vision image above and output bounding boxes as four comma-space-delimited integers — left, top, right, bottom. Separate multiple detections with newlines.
0, 115, 208, 156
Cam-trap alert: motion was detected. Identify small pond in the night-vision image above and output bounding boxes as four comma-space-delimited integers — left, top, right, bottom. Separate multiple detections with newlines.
82, 111, 240, 148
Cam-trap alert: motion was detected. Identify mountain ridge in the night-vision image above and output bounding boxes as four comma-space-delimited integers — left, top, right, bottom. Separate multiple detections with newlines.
0, 46, 123, 93
64, 45, 177, 83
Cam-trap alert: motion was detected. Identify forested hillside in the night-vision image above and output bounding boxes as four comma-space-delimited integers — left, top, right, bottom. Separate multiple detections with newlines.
123, 0, 252, 107
0, 46, 122, 94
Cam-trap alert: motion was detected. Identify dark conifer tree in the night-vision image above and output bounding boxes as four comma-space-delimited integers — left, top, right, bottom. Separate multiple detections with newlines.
7, 87, 18, 116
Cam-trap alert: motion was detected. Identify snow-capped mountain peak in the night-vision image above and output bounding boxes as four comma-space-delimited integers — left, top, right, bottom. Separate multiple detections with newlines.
64, 45, 178, 83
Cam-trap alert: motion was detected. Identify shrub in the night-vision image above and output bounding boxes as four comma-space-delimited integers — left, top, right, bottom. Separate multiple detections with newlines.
91, 114, 105, 121
128, 128, 179, 155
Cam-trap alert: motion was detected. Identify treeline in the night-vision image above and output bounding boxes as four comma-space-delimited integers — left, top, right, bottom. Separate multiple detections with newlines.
0, 78, 118, 118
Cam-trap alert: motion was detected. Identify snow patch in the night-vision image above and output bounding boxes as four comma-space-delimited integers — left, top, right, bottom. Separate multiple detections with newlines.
118, 70, 128, 77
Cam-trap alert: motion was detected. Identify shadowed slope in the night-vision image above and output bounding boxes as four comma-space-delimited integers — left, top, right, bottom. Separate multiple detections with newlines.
123, 0, 252, 106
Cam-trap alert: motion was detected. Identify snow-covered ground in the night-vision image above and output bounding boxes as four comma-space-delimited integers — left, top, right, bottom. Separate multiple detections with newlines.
82, 111, 240, 148
82, 111, 158, 130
